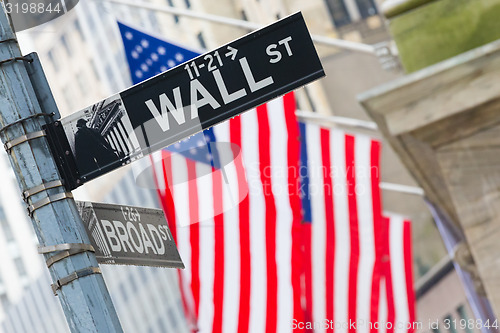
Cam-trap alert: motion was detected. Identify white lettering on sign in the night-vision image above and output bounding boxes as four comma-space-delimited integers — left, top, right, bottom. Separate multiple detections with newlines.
279, 36, 293, 56
146, 54, 275, 132
158, 225, 172, 241
144, 88, 185, 132
266, 44, 281, 64
190, 79, 221, 119
148, 224, 165, 255
213, 69, 247, 104
266, 36, 293, 63
100, 219, 174, 256
102, 219, 121, 252
113, 220, 134, 252
127, 222, 144, 253
240, 57, 274, 92
121, 206, 141, 222
139, 223, 157, 254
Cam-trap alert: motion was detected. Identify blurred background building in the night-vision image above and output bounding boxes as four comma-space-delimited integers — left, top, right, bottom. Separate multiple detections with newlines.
416, 257, 481, 333
1, 0, 482, 331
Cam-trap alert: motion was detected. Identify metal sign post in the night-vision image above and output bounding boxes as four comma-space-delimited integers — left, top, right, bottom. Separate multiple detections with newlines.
0, 3, 123, 332
44, 12, 325, 190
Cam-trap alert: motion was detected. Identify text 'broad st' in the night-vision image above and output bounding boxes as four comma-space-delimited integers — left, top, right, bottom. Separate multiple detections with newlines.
77, 201, 184, 269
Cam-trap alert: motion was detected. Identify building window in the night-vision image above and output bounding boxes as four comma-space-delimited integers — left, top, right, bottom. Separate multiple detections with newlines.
14, 257, 27, 277
129, 272, 138, 292
0, 294, 9, 310
184, 0, 191, 8
158, 317, 167, 331
90, 60, 100, 80
96, 2, 107, 20
61, 34, 72, 56
197, 32, 207, 50
76, 72, 87, 93
167, 0, 179, 23
119, 283, 128, 302
148, 10, 159, 29
0, 214, 14, 242
324, 0, 351, 27
87, 10, 96, 32
168, 308, 177, 328
355, 0, 378, 18
443, 315, 457, 333
139, 267, 148, 281
62, 86, 74, 109
105, 65, 118, 92
74, 20, 85, 40
241, 10, 248, 21
47, 50, 59, 72
156, 273, 167, 298
456, 305, 472, 333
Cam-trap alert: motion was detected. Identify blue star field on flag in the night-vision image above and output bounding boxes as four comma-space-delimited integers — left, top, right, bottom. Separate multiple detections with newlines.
118, 21, 220, 167
118, 21, 200, 85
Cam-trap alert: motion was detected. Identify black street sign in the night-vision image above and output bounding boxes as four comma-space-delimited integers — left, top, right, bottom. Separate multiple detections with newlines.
44, 12, 325, 190
76, 201, 184, 269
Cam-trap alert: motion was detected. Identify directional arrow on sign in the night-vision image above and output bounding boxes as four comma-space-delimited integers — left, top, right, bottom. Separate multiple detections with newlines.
225, 46, 238, 60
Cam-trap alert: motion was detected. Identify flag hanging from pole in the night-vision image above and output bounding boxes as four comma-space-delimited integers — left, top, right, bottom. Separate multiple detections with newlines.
378, 215, 416, 333
299, 121, 384, 333
298, 121, 416, 333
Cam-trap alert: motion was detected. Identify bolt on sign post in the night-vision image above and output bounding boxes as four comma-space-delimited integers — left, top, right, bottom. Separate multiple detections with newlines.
43, 12, 325, 190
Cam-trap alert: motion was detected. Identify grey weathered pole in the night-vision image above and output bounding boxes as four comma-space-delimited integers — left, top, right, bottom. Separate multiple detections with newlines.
0, 4, 123, 332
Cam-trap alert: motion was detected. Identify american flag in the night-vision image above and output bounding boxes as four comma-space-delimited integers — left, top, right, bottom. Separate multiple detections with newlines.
378, 215, 416, 333
118, 21, 200, 85
119, 22, 304, 332
298, 121, 416, 333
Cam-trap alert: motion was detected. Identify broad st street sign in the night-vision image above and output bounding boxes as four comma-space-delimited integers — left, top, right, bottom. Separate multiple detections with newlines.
44, 12, 325, 190
77, 201, 184, 269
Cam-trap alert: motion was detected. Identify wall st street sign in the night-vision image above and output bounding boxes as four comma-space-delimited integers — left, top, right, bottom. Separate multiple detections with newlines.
77, 201, 184, 269
44, 12, 325, 190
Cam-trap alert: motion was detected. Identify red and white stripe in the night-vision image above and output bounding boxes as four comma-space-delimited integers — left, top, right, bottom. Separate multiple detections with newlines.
153, 93, 303, 333
302, 123, 383, 333
378, 215, 416, 333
